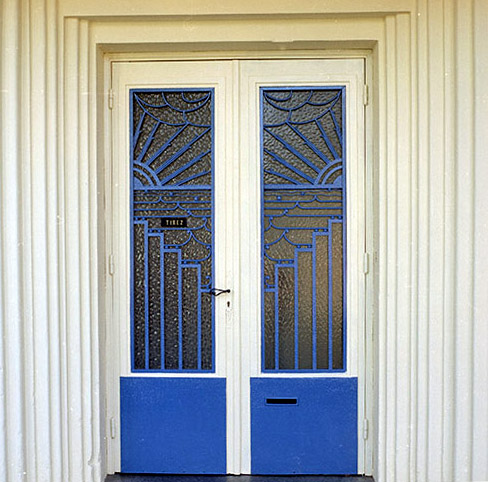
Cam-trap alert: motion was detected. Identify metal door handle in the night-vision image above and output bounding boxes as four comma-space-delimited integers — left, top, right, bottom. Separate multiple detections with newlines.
208, 288, 231, 296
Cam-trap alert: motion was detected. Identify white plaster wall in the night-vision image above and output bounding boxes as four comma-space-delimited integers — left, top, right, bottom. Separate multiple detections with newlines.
0, 1, 487, 481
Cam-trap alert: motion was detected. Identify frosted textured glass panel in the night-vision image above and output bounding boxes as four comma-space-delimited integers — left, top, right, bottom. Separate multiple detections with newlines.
182, 268, 198, 370
148, 236, 162, 370
131, 90, 213, 188
278, 267, 295, 370
262, 87, 344, 187
163, 252, 179, 370
261, 85, 345, 373
133, 223, 146, 370
131, 88, 214, 373
263, 190, 344, 371
201, 291, 213, 371
264, 291, 276, 370
315, 234, 329, 370
298, 251, 313, 370
332, 222, 344, 370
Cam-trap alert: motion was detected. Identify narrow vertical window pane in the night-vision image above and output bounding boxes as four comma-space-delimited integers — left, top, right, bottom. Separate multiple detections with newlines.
298, 251, 313, 369
148, 236, 162, 369
261, 87, 346, 372
131, 89, 214, 372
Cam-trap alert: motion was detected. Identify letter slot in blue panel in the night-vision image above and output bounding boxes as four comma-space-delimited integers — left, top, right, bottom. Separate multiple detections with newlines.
121, 377, 226, 474
251, 377, 357, 474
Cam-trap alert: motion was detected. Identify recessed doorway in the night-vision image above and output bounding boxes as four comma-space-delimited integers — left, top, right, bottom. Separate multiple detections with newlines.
106, 58, 367, 475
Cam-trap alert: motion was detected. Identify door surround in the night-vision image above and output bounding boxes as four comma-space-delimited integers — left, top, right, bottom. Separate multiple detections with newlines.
102, 46, 375, 476
75, 11, 398, 480
107, 57, 370, 475
9, 2, 435, 479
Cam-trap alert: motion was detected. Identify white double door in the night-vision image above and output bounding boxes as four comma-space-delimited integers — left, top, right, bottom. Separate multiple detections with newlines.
108, 58, 366, 475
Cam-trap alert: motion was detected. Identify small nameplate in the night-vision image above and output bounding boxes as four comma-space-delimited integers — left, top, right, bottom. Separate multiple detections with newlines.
161, 217, 188, 228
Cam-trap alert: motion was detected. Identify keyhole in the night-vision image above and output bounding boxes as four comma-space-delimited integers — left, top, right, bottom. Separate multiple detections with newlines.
227, 301, 230, 308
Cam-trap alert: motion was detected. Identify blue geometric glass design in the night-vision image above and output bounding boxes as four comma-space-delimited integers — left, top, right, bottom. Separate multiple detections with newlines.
261, 87, 346, 372
132, 89, 213, 189
262, 87, 344, 189
131, 89, 214, 372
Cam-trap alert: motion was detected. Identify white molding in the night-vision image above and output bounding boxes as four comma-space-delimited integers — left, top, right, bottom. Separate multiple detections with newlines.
1, 1, 487, 481
58, 0, 415, 18
472, 2, 488, 480
0, 1, 26, 481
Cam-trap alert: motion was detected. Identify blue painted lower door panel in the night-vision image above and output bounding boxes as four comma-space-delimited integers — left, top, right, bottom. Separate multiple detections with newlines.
250, 377, 357, 475
120, 377, 226, 474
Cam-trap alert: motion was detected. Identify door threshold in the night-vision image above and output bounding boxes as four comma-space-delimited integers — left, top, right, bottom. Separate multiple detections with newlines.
105, 475, 374, 482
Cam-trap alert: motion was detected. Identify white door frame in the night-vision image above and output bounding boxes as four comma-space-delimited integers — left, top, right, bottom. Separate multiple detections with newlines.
105, 53, 374, 476
238, 58, 366, 474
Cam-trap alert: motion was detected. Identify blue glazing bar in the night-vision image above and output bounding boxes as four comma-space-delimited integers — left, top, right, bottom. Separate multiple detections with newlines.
264, 184, 339, 191
264, 90, 313, 112
287, 123, 333, 166
264, 128, 320, 174
273, 211, 342, 218
133, 194, 211, 205
294, 251, 299, 370
266, 208, 342, 216
134, 90, 211, 118
135, 121, 160, 165
133, 164, 159, 187
182, 263, 202, 370
266, 202, 341, 211
132, 221, 145, 371
328, 219, 333, 369
140, 124, 187, 167
267, 220, 330, 234
133, 111, 146, 147
312, 233, 318, 370
265, 197, 342, 207
162, 91, 212, 114
178, 250, 183, 371
330, 109, 343, 145
176, 170, 210, 186
159, 150, 211, 185
144, 221, 149, 370
318, 166, 342, 186
153, 128, 211, 176
274, 264, 280, 370
161, 249, 180, 371
264, 148, 316, 184
264, 230, 296, 248
315, 119, 340, 161
134, 185, 212, 192
134, 213, 210, 222
197, 265, 202, 370
160, 233, 165, 370
264, 169, 301, 185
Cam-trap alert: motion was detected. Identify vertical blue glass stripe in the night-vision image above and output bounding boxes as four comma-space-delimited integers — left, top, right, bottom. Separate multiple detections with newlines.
136, 121, 160, 165
130, 94, 135, 372
160, 234, 165, 370
178, 250, 183, 371
294, 254, 299, 370
210, 90, 216, 374
312, 233, 318, 370
327, 219, 333, 370
274, 264, 280, 370
341, 87, 347, 370
196, 265, 202, 370
144, 221, 149, 370
260, 88, 267, 372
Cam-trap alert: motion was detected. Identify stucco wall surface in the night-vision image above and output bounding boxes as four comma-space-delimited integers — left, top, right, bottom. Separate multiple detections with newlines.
0, 1, 487, 481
